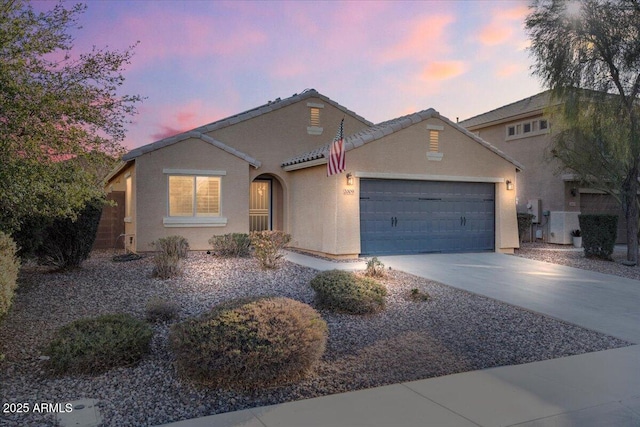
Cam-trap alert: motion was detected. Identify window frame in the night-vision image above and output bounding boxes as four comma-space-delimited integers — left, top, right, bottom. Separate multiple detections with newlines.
124, 173, 132, 223
162, 169, 228, 228
505, 118, 550, 141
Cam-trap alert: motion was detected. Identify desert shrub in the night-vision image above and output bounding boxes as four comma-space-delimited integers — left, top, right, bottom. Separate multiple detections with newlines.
152, 252, 181, 279
517, 213, 534, 243
169, 297, 327, 388
0, 232, 20, 320
579, 214, 618, 260
310, 270, 387, 314
152, 235, 189, 279
145, 297, 180, 322
209, 233, 251, 257
45, 313, 153, 375
365, 257, 385, 277
152, 235, 189, 259
36, 197, 104, 269
409, 288, 431, 301
11, 215, 51, 260
249, 230, 291, 269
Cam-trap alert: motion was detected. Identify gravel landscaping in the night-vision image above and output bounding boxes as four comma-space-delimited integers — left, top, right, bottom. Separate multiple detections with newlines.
0, 249, 632, 427
516, 242, 640, 281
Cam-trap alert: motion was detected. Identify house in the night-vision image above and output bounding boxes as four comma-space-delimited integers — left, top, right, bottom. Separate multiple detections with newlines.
104, 89, 522, 257
460, 91, 628, 244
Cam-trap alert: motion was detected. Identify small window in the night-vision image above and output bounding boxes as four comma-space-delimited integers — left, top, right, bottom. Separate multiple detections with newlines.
169, 175, 220, 217
523, 122, 532, 133
508, 126, 516, 136
540, 119, 548, 130
125, 175, 132, 219
310, 107, 320, 127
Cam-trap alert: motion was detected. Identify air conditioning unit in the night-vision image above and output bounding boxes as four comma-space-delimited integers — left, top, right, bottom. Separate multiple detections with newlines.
548, 211, 580, 244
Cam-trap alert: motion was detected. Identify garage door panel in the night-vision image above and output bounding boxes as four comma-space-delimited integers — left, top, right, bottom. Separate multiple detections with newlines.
360, 179, 495, 255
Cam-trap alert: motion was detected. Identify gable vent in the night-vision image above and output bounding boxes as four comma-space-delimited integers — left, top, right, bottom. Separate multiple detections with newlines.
429, 130, 439, 152
310, 107, 321, 127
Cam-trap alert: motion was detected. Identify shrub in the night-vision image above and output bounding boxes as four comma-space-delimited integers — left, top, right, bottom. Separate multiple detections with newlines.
365, 257, 385, 277
152, 252, 181, 279
152, 235, 189, 279
517, 213, 535, 243
579, 214, 618, 260
152, 235, 189, 259
45, 313, 153, 375
250, 230, 291, 269
36, 197, 104, 269
0, 232, 20, 320
209, 233, 251, 257
11, 215, 51, 260
169, 297, 327, 388
409, 288, 431, 301
145, 297, 180, 322
310, 270, 387, 314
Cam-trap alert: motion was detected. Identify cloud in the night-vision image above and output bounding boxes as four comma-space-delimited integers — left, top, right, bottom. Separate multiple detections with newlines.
478, 26, 513, 46
72, 3, 268, 71
378, 14, 456, 64
495, 63, 526, 78
423, 61, 466, 80
495, 4, 529, 21
145, 100, 233, 142
476, 4, 529, 47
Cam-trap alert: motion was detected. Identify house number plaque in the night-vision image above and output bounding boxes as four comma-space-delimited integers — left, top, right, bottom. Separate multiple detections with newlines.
343, 189, 355, 195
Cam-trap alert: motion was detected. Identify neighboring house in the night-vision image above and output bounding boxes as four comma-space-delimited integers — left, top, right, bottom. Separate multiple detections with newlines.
104, 89, 522, 257
460, 91, 627, 244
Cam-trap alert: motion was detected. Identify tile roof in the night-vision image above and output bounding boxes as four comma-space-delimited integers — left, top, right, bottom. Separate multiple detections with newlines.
122, 89, 373, 162
282, 108, 524, 171
459, 90, 557, 129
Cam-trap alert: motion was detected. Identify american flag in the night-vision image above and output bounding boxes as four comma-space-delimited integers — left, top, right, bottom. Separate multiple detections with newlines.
327, 118, 345, 176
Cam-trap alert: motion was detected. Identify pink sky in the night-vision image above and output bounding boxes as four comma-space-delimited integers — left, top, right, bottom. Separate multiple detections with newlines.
44, 0, 540, 150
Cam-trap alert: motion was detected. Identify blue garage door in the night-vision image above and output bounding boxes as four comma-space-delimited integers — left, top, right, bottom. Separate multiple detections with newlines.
360, 179, 495, 255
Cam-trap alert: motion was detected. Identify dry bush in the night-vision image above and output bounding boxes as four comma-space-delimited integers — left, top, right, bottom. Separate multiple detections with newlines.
310, 269, 387, 314
45, 314, 153, 375
169, 297, 327, 389
209, 233, 251, 257
152, 235, 189, 279
0, 232, 19, 320
249, 231, 291, 269
145, 297, 180, 322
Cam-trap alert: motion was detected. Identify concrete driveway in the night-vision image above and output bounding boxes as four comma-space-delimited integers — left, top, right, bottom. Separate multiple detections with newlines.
378, 252, 640, 344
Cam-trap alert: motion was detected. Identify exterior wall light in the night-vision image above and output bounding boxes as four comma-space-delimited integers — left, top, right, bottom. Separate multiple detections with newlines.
346, 173, 354, 186
506, 180, 514, 190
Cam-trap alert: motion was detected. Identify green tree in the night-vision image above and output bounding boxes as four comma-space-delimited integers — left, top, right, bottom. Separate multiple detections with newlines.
526, 0, 640, 264
0, 0, 141, 233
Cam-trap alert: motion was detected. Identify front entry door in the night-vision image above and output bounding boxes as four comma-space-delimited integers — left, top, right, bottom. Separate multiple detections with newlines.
250, 180, 271, 231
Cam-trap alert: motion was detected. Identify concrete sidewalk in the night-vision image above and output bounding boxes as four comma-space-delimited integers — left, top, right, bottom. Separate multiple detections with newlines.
158, 252, 640, 427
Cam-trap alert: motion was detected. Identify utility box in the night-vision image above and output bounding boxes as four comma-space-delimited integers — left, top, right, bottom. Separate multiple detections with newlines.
527, 199, 541, 223
548, 211, 580, 244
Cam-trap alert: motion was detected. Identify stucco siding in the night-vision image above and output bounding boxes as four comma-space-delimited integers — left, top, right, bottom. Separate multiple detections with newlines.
207, 97, 369, 179
471, 115, 572, 214
288, 118, 520, 256
135, 137, 251, 251
288, 166, 338, 255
